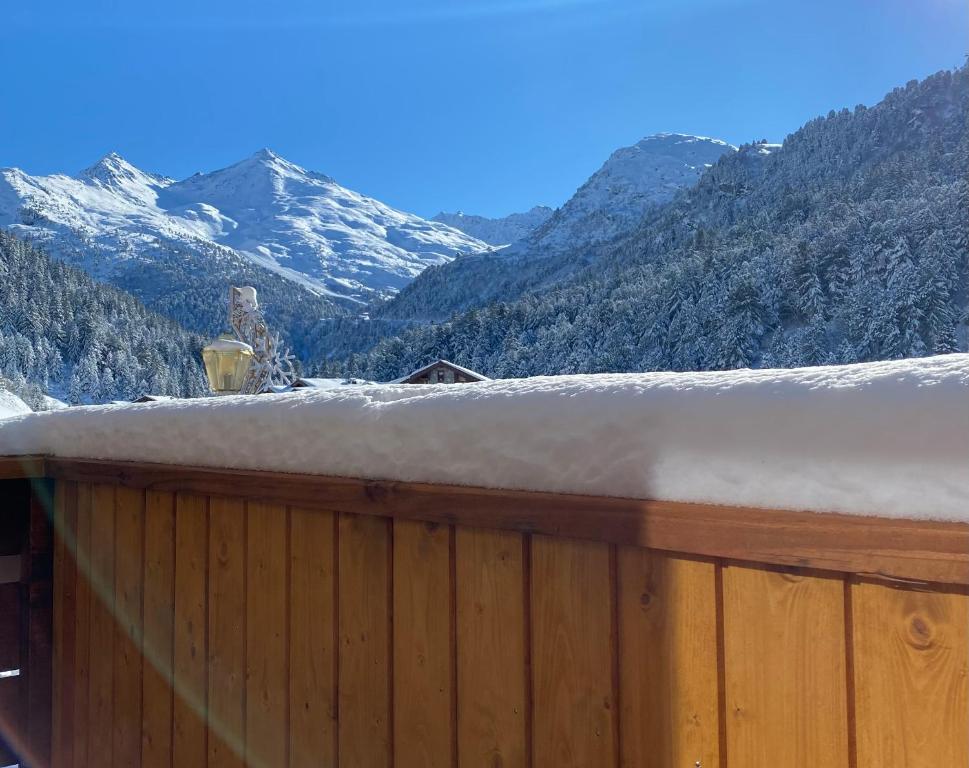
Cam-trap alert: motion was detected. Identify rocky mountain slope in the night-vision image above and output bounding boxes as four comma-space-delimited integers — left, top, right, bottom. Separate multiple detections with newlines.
432, 205, 553, 246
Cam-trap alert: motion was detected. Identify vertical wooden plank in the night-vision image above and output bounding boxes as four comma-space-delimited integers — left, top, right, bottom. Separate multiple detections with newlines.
722, 564, 849, 767
455, 527, 527, 768
26, 479, 54, 767
393, 520, 452, 768
289, 508, 336, 768
72, 484, 92, 767
245, 502, 288, 768
53, 481, 78, 768
531, 535, 616, 768
51, 484, 65, 765
173, 493, 208, 767
0, 584, 23, 767
618, 549, 720, 768
113, 487, 145, 768
852, 580, 969, 768
142, 490, 175, 768
338, 512, 391, 768
88, 483, 116, 767
208, 496, 246, 768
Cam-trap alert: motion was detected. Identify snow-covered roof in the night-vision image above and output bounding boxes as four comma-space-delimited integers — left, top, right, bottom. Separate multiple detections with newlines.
292, 377, 374, 389
392, 359, 490, 384
0, 354, 966, 521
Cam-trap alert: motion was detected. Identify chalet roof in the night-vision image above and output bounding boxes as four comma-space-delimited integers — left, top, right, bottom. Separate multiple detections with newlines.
391, 359, 491, 384
292, 377, 374, 389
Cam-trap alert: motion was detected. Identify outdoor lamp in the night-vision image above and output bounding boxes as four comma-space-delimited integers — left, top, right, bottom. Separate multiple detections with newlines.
202, 334, 254, 394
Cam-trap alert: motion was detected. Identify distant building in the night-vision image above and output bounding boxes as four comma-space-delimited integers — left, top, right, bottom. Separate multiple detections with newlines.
393, 360, 489, 385
290, 377, 373, 390
130, 394, 174, 403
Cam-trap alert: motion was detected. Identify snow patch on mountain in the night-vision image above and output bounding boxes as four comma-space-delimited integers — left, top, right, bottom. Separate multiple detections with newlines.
432, 205, 554, 246
0, 149, 488, 302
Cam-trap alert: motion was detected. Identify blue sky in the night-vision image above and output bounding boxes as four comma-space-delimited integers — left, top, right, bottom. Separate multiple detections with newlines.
2, 0, 965, 218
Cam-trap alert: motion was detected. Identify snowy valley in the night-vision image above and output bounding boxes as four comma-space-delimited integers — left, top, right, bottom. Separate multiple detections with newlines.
0, 67, 966, 407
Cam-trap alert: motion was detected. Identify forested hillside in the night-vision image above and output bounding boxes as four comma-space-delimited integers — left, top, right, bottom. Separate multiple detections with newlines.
354, 67, 968, 380
0, 232, 208, 406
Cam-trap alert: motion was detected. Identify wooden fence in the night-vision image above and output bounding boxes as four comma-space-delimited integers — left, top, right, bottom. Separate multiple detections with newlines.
3, 456, 969, 767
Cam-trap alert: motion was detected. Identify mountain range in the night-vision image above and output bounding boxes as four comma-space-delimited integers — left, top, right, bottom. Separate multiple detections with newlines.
350, 67, 968, 381
1, 66, 964, 404
0, 131, 734, 367
372, 133, 736, 324
0, 148, 486, 305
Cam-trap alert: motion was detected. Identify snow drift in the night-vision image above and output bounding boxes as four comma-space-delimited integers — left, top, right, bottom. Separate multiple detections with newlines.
0, 355, 966, 521
0, 389, 31, 418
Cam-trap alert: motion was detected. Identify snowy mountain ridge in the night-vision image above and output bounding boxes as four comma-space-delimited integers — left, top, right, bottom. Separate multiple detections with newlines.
0, 149, 489, 303
432, 205, 554, 246
364, 132, 737, 327
505, 133, 736, 258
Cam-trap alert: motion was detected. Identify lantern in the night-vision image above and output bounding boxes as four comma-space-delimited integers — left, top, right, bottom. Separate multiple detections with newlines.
202, 334, 254, 394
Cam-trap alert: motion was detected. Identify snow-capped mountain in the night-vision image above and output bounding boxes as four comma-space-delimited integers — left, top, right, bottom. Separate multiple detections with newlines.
0, 149, 488, 303
509, 133, 736, 257
432, 205, 553, 246
368, 133, 736, 325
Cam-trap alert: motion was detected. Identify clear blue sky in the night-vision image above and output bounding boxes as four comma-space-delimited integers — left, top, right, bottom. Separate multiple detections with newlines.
2, 0, 965, 218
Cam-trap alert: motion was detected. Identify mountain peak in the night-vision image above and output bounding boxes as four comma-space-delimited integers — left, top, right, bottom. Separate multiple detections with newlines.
79, 152, 169, 189
223, 147, 326, 183
81, 151, 138, 179
252, 147, 282, 162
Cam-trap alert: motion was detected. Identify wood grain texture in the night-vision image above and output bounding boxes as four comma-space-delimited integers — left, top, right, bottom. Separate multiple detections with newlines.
338, 512, 392, 768
0, 455, 47, 479
289, 507, 337, 768
531, 535, 617, 768
141, 490, 175, 768
617, 549, 720, 768
245, 501, 288, 768
173, 492, 208, 767
722, 563, 849, 767
71, 484, 92, 767
455, 527, 527, 768
53, 480, 78, 768
852, 579, 969, 768
393, 520, 453, 768
113, 486, 145, 768
88, 483, 116, 767
44, 456, 969, 585
207, 496, 246, 768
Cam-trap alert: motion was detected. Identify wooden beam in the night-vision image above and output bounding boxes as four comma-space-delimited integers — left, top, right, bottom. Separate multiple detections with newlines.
0, 457, 47, 481
0, 455, 964, 586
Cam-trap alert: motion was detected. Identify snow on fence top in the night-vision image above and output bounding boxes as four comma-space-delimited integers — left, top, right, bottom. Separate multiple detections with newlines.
1, 354, 967, 521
